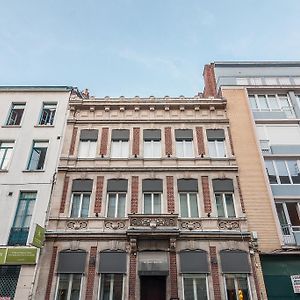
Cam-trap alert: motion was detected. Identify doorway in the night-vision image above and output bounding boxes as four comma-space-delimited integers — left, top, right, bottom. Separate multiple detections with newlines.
140, 276, 166, 300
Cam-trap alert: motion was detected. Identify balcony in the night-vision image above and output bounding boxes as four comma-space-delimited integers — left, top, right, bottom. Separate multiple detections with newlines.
281, 224, 300, 246
7, 227, 29, 246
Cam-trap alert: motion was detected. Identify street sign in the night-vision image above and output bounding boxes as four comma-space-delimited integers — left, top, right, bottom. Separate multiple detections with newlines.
0, 248, 7, 264
5, 248, 37, 265
31, 224, 45, 248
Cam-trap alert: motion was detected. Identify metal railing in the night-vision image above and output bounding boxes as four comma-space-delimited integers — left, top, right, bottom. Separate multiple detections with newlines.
281, 224, 300, 245
7, 227, 29, 246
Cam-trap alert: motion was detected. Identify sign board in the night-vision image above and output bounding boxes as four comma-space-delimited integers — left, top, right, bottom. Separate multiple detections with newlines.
291, 275, 300, 293
5, 248, 37, 265
0, 248, 7, 264
31, 224, 45, 248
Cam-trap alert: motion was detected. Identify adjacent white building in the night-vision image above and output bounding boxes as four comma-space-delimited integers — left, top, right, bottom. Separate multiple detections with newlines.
0, 86, 74, 299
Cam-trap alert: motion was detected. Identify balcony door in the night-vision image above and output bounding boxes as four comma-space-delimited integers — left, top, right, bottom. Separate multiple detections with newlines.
140, 276, 166, 300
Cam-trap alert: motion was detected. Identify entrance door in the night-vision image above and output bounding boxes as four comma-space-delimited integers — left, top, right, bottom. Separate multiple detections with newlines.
140, 276, 166, 300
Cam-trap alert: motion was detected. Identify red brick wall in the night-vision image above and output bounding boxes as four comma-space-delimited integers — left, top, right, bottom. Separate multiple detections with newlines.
69, 127, 78, 155
131, 176, 139, 213
203, 64, 217, 97
236, 176, 246, 213
132, 128, 140, 156
85, 246, 97, 300
196, 127, 205, 155
209, 246, 221, 300
45, 246, 58, 300
227, 127, 235, 156
166, 176, 175, 213
59, 176, 69, 213
100, 127, 109, 156
201, 176, 211, 213
164, 127, 172, 156
169, 252, 178, 298
94, 176, 104, 214
129, 254, 137, 300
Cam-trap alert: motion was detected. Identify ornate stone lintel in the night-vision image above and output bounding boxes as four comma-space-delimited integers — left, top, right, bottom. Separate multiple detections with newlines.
104, 220, 126, 230
66, 220, 88, 230
180, 220, 202, 230
130, 216, 177, 227
218, 220, 240, 230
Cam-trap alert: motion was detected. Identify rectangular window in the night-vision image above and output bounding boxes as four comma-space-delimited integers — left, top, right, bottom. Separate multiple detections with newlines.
27, 141, 48, 170
175, 129, 194, 158
208, 140, 226, 158
224, 274, 250, 300
143, 129, 161, 158
215, 193, 236, 218
107, 193, 126, 218
0, 141, 14, 170
70, 193, 90, 218
99, 274, 124, 300
265, 160, 300, 184
111, 129, 129, 158
182, 275, 208, 300
78, 140, 97, 158
39, 103, 57, 125
179, 193, 199, 218
0, 266, 21, 299
8, 192, 36, 245
143, 193, 161, 214
6, 103, 25, 126
56, 274, 82, 300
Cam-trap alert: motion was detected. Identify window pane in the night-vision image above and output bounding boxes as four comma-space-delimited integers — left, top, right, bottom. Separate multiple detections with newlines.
7, 104, 25, 125
184, 141, 194, 157
189, 194, 198, 218
153, 194, 161, 214
183, 277, 194, 300
225, 194, 235, 217
81, 194, 90, 218
265, 161, 277, 184
208, 141, 217, 157
249, 95, 257, 109
286, 202, 300, 226
275, 203, 291, 236
287, 160, 300, 183
180, 194, 188, 217
39, 103, 56, 125
100, 274, 123, 300
78, 141, 89, 158
176, 141, 184, 157
112, 274, 123, 300
278, 95, 290, 108
144, 141, 152, 158
88, 141, 97, 157
258, 95, 268, 110
23, 200, 35, 227
275, 160, 291, 184
107, 194, 116, 217
195, 277, 208, 300
268, 95, 279, 110
56, 274, 69, 300
121, 141, 129, 158
111, 141, 119, 158
236, 275, 250, 300
153, 141, 161, 158
215, 194, 225, 217
71, 194, 81, 218
144, 194, 152, 214
216, 141, 226, 157
117, 194, 126, 218
69, 274, 81, 300
28, 142, 48, 170
14, 200, 27, 227
225, 275, 237, 300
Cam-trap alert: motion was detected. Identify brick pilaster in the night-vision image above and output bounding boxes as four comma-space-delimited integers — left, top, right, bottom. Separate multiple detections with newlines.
196, 127, 205, 155
227, 127, 235, 156
129, 254, 137, 300
164, 127, 172, 156
94, 176, 104, 214
203, 64, 217, 97
85, 246, 97, 300
201, 176, 211, 213
45, 246, 58, 300
131, 176, 139, 213
250, 255, 262, 300
167, 176, 175, 213
236, 176, 246, 213
169, 252, 178, 298
69, 127, 78, 155
100, 127, 109, 156
59, 176, 69, 213
209, 246, 221, 300
132, 128, 140, 156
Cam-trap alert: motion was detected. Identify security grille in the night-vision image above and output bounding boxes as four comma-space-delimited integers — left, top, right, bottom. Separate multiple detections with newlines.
0, 266, 21, 299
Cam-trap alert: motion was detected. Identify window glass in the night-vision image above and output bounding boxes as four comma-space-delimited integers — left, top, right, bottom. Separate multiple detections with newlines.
81, 194, 90, 217
100, 274, 123, 300
268, 95, 279, 110
57, 274, 69, 300
236, 276, 250, 300
70, 193, 90, 218
27, 141, 48, 170
183, 275, 208, 300
0, 141, 14, 170
225, 274, 250, 300
176, 140, 193, 158
70, 274, 81, 300
56, 274, 82, 300
208, 141, 217, 157
265, 160, 277, 184
107, 194, 117, 218
71, 194, 81, 218
275, 160, 290, 184
144, 141, 161, 158
180, 194, 188, 218
286, 202, 300, 226
248, 95, 257, 109
258, 95, 268, 109
189, 194, 198, 218
117, 194, 126, 218
215, 193, 225, 217
107, 193, 126, 218
39, 103, 57, 125
7, 104, 25, 125
225, 194, 235, 217
143, 193, 152, 214
143, 193, 161, 214
278, 95, 290, 108
111, 141, 129, 158
153, 194, 161, 214
78, 141, 97, 158
287, 160, 300, 183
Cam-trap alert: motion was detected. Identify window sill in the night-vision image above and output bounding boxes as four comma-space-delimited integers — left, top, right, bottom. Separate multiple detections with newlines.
23, 169, 45, 173
34, 124, 55, 128
2, 125, 21, 128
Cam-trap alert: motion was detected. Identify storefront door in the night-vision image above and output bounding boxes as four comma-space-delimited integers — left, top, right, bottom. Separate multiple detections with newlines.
140, 276, 166, 300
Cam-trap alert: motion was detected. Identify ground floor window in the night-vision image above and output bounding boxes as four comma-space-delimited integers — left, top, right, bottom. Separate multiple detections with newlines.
56, 274, 82, 300
182, 274, 208, 300
224, 274, 250, 300
0, 265, 21, 299
99, 274, 124, 300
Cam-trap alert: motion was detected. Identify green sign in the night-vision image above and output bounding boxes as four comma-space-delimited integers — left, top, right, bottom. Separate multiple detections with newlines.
0, 248, 7, 264
31, 224, 45, 248
5, 248, 37, 265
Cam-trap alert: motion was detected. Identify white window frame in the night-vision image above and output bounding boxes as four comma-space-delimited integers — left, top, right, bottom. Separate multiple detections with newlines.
223, 274, 252, 300
0, 141, 14, 170
55, 273, 83, 300
143, 140, 161, 158
69, 192, 91, 218
78, 140, 97, 158
110, 140, 129, 158
179, 192, 199, 218
215, 193, 236, 218
182, 274, 210, 300
143, 192, 162, 214
176, 140, 194, 158
98, 274, 125, 300
39, 102, 57, 126
106, 192, 127, 218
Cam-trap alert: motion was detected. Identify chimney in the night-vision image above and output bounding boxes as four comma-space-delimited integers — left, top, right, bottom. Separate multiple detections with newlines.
203, 63, 217, 98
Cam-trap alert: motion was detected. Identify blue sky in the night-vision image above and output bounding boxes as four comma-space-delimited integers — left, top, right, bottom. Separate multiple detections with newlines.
1, 0, 300, 97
